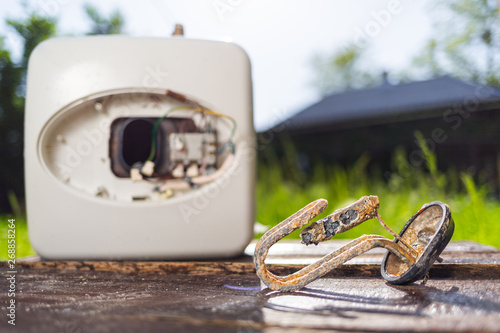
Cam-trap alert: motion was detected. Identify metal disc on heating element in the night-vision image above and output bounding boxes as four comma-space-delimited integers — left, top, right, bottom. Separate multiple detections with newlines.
381, 201, 455, 284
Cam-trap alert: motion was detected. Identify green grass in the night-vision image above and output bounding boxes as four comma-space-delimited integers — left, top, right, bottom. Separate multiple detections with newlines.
1, 132, 499, 262
256, 166, 500, 247
256, 134, 500, 248
0, 217, 36, 261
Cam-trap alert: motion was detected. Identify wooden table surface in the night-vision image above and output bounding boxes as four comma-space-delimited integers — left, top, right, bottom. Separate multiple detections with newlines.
1, 240, 499, 332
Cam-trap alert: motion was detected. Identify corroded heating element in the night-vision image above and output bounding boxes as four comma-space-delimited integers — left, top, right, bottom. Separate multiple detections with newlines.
300, 196, 380, 245
254, 196, 417, 292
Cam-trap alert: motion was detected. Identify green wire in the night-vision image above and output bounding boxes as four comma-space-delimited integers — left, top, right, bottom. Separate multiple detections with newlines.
227, 117, 237, 144
147, 106, 238, 162
147, 106, 186, 162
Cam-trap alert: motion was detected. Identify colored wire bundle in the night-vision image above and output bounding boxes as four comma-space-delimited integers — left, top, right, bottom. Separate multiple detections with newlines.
147, 105, 237, 162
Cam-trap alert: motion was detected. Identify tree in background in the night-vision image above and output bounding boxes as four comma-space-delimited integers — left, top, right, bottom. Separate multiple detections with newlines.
310, 44, 379, 96
84, 4, 124, 35
0, 15, 56, 215
0, 5, 124, 214
312, 0, 500, 95
413, 0, 500, 85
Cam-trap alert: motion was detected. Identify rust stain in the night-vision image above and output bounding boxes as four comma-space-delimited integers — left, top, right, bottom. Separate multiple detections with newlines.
254, 196, 451, 292
300, 196, 380, 245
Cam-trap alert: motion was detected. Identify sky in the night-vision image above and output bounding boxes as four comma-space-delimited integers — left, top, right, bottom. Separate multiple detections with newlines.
0, 0, 434, 130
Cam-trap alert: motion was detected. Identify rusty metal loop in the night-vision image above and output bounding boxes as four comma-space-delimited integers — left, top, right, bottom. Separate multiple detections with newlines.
254, 197, 416, 292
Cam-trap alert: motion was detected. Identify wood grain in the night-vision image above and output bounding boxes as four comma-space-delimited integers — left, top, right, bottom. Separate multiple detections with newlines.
0, 240, 498, 332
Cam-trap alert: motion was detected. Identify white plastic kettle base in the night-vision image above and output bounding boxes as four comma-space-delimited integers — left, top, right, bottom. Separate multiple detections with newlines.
25, 36, 254, 260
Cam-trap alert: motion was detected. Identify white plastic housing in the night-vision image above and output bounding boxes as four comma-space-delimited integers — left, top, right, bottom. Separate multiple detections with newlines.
25, 36, 255, 259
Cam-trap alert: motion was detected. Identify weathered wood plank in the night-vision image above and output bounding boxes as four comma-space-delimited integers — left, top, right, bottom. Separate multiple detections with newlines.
0, 269, 499, 332
1, 241, 497, 279
2, 260, 499, 280
0, 240, 498, 332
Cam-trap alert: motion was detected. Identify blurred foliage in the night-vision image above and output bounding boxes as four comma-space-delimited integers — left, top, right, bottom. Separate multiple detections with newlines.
0, 217, 35, 260
0, 15, 56, 215
0, 5, 124, 214
84, 4, 124, 35
7, 15, 57, 67
313, 0, 500, 93
412, 0, 500, 85
311, 44, 379, 96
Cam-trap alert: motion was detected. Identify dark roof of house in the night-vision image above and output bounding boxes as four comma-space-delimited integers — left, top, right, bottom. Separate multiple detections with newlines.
274, 76, 500, 133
